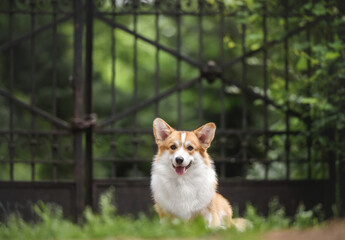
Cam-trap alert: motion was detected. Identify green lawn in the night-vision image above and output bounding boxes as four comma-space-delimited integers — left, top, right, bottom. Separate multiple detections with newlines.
0, 190, 332, 240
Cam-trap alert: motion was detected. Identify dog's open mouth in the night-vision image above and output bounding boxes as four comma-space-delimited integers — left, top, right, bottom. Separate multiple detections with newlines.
173, 161, 192, 175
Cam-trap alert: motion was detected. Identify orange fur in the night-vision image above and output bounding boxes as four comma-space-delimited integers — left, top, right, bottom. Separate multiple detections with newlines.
207, 193, 233, 228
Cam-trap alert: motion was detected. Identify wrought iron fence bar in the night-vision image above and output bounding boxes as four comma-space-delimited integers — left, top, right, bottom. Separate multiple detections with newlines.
219, 130, 303, 135
96, 76, 201, 129
132, 8, 139, 177
219, 85, 226, 179
30, 1, 37, 182
0, 7, 317, 17
176, 0, 182, 128
8, 0, 15, 182
94, 158, 150, 162
219, 5, 226, 178
241, 22, 248, 165
198, 0, 204, 125
95, 129, 152, 134
74, 0, 85, 216
96, 10, 311, 17
0, 130, 69, 135
84, 0, 94, 208
0, 14, 73, 52
93, 157, 326, 164
219, 4, 225, 74
0, 89, 70, 129
94, 128, 303, 135
306, 29, 312, 180
221, 158, 329, 164
153, 2, 160, 162
96, 11, 226, 16
222, 16, 326, 70
284, 1, 290, 180
51, 0, 58, 182
0, 159, 75, 164
154, 4, 160, 117
95, 12, 202, 69
0, 10, 73, 15
215, 158, 327, 164
133, 4, 138, 120
219, 84, 226, 130
263, 1, 269, 180
219, 97, 226, 178
110, 3, 117, 178
217, 129, 305, 136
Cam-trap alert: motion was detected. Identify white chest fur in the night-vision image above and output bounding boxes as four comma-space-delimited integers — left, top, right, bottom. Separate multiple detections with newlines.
151, 153, 217, 220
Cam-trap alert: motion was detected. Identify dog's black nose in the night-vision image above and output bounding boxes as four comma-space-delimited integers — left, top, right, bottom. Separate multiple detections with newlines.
175, 156, 184, 164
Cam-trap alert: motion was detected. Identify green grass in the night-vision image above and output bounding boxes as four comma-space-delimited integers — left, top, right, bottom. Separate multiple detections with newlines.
0, 189, 327, 240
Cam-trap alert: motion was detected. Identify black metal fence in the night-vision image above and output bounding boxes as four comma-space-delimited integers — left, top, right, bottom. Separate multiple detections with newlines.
0, 0, 341, 220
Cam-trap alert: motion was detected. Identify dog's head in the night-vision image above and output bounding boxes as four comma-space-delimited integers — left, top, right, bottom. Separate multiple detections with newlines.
153, 118, 216, 175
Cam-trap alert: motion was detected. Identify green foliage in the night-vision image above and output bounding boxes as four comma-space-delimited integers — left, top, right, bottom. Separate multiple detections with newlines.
0, 190, 330, 240
1, 202, 80, 240
244, 199, 290, 231
293, 204, 324, 229
0, 189, 211, 240
244, 198, 326, 235
0, 0, 344, 181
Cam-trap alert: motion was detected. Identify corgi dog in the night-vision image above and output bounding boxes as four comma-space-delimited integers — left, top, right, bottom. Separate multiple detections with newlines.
151, 118, 249, 230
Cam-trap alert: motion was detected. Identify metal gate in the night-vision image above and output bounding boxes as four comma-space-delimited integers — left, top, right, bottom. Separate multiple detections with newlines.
0, 0, 338, 220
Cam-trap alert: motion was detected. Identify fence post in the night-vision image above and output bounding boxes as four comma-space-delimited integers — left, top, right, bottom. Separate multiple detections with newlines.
73, 0, 84, 219
85, 0, 94, 209
338, 7, 345, 215
339, 160, 345, 216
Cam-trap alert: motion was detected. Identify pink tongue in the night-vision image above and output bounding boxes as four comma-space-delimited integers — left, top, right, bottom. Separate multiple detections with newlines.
175, 166, 186, 175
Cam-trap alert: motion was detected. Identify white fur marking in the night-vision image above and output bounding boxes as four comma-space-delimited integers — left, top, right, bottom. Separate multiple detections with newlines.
181, 132, 186, 145
174, 134, 193, 167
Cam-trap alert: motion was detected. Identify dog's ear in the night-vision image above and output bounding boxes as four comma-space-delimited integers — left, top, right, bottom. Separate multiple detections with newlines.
153, 118, 174, 145
194, 122, 216, 149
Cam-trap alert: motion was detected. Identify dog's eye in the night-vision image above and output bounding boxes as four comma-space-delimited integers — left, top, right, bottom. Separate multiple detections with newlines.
187, 146, 194, 151
170, 145, 177, 150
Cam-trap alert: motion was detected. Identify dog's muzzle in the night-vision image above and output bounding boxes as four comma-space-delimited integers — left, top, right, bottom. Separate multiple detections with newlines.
172, 161, 192, 175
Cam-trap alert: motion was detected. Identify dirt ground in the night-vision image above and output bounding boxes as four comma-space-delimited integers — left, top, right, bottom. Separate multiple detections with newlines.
266, 220, 345, 240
